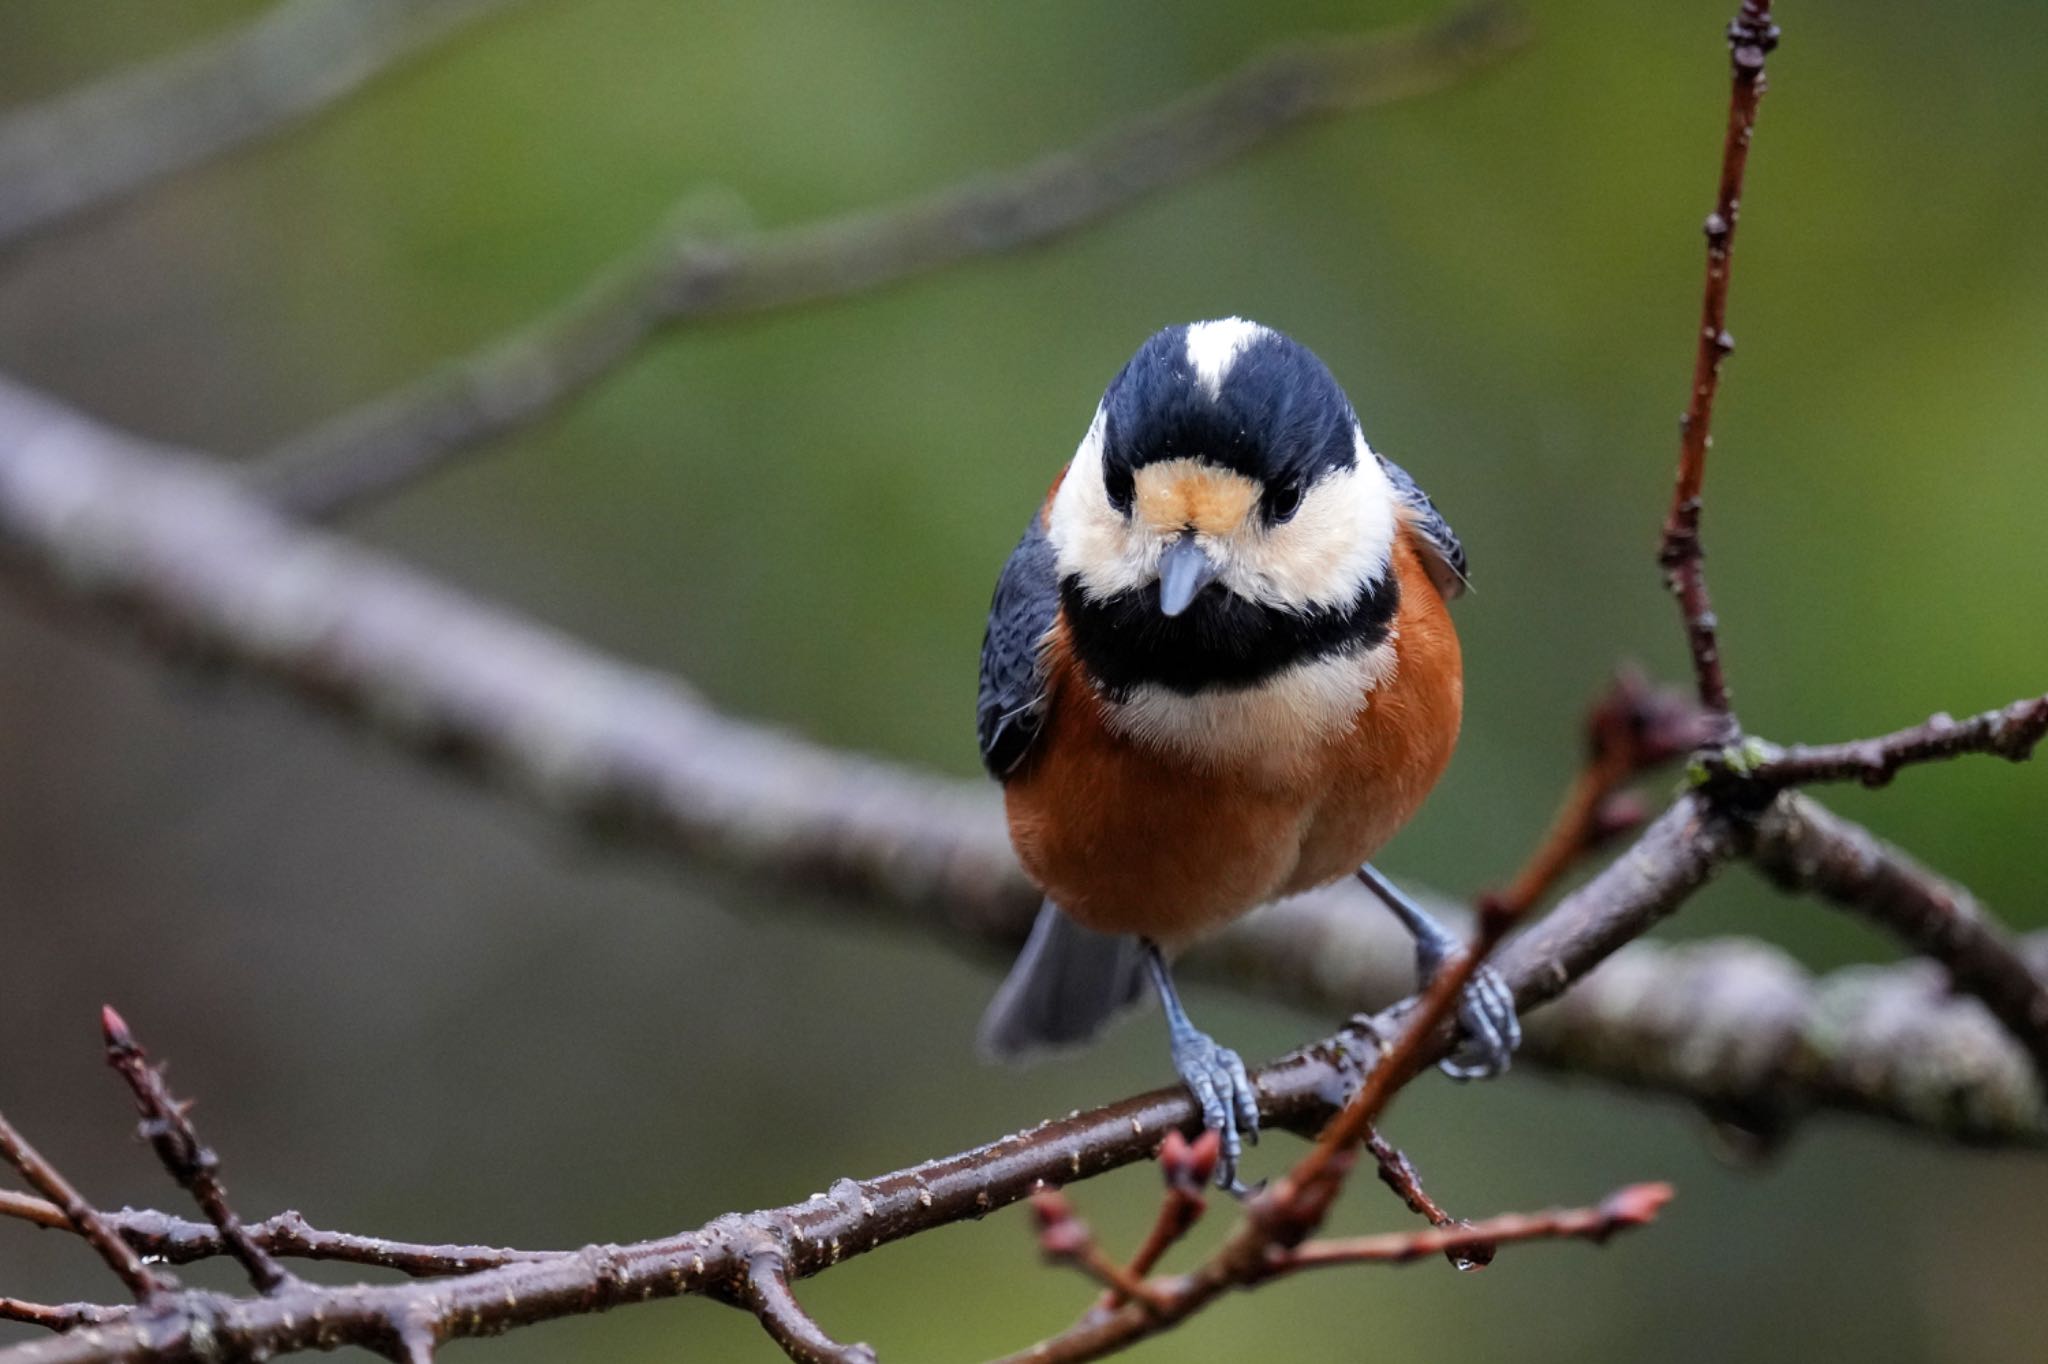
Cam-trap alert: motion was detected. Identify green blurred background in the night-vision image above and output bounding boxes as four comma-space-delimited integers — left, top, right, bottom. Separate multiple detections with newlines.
2, 1, 2045, 1359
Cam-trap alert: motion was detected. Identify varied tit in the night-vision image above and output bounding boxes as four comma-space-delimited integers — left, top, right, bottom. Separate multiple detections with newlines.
975, 318, 1519, 1190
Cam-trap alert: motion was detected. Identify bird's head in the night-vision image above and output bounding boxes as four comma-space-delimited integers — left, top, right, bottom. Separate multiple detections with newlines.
1045, 319, 1405, 695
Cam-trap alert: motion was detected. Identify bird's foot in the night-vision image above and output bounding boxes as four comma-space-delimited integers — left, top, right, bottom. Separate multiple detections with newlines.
1166, 1024, 1260, 1193
1414, 934, 1521, 1081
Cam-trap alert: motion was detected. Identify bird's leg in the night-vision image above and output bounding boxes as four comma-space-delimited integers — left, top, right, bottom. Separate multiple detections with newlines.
1354, 864, 1521, 1080
1142, 940, 1259, 1193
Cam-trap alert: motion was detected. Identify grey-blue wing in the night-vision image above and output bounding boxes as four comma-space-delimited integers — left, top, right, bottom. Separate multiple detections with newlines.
1377, 452, 1468, 601
977, 511, 1061, 778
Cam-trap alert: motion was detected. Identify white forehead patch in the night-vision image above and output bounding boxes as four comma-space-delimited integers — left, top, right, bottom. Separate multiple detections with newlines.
1183, 317, 1270, 399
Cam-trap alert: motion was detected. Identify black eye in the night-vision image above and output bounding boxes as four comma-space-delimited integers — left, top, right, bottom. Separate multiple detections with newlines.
1267, 482, 1303, 523
1104, 465, 1135, 516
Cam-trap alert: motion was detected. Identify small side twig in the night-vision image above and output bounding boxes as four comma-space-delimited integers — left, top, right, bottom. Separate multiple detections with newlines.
1362, 1128, 1492, 1270
1093, 1130, 1218, 1310
0, 1300, 124, 1334
1658, 0, 1780, 731
1280, 1182, 1672, 1272
100, 1006, 296, 1295
1748, 695, 2048, 790
0, 1192, 552, 1277
1031, 1191, 1170, 1314
0, 1116, 166, 1303
743, 1250, 878, 1364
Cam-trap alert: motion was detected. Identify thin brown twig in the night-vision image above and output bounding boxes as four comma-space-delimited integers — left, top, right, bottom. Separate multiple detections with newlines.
0, 1116, 166, 1304
0, 1192, 552, 1277
1092, 1130, 1218, 1311
1031, 1192, 1170, 1314
0, 1302, 123, 1335
1281, 940, 1502, 1197
1362, 1128, 1492, 1269
0, 1190, 67, 1232
244, 3, 1530, 520
1281, 1182, 1673, 1271
1658, 0, 1780, 731
1480, 667, 1713, 918
0, 0, 520, 253
1748, 695, 2048, 790
99, 1006, 295, 1295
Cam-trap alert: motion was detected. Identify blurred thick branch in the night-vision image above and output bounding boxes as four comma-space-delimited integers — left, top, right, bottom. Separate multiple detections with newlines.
0, 0, 517, 253
0, 377, 2041, 1150
243, 3, 1530, 519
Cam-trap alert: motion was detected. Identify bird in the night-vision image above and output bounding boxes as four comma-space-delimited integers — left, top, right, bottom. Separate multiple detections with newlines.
974, 318, 1519, 1190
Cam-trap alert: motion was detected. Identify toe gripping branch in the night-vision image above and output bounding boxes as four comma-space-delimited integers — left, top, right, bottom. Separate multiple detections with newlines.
1143, 942, 1260, 1193
1356, 865, 1523, 1080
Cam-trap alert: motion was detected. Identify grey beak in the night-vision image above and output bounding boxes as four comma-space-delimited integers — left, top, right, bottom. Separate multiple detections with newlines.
1156, 534, 1219, 618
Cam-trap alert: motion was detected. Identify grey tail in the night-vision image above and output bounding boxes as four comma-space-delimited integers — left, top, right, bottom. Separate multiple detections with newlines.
979, 902, 1150, 1062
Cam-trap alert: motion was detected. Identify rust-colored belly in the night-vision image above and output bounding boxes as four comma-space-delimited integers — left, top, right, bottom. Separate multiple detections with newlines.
1004, 535, 1463, 946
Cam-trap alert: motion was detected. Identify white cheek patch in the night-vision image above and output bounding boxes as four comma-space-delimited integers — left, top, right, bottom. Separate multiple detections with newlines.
1218, 427, 1396, 612
1105, 642, 1400, 769
1046, 406, 1158, 599
1183, 317, 1269, 398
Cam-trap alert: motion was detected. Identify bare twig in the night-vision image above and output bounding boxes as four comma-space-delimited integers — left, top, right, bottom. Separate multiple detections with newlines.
0, 0, 518, 252
0, 1303, 122, 1335
1362, 1128, 1492, 1269
1030, 1191, 1169, 1313
1748, 794, 2048, 1082
0, 1118, 164, 1303
0, 1193, 550, 1277
742, 1251, 877, 1364
245, 4, 1531, 519
1095, 1130, 1218, 1309
0, 1191, 67, 1232
1657, 0, 1779, 730
99, 1006, 296, 1294
1281, 1182, 1672, 1271
1748, 695, 2048, 790
990, 1185, 1671, 1364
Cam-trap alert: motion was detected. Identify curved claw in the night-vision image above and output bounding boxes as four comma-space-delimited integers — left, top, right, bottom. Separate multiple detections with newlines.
1437, 963, 1521, 1081
1168, 1029, 1260, 1193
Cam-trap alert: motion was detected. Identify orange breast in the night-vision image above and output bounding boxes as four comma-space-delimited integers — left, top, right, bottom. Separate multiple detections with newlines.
1002, 531, 1463, 946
